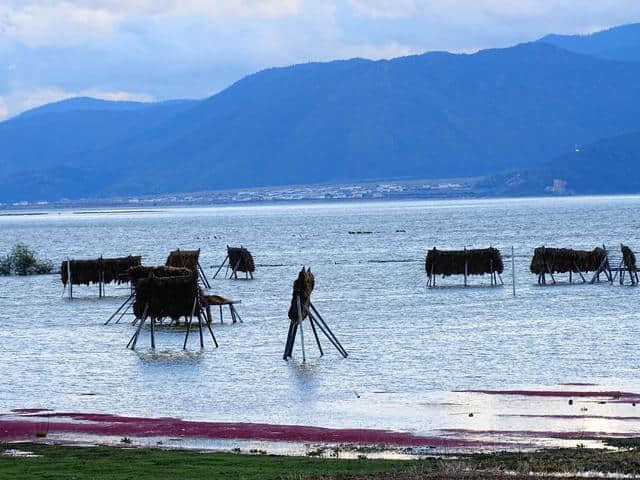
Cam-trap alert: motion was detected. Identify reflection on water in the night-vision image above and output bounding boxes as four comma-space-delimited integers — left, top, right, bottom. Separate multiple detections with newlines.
1, 196, 640, 437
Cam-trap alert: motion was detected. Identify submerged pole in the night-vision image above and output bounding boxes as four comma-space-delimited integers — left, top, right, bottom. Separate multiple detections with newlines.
512, 246, 516, 296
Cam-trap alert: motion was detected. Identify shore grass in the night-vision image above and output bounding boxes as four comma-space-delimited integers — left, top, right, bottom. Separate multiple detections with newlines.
3, 441, 640, 479
0, 443, 414, 480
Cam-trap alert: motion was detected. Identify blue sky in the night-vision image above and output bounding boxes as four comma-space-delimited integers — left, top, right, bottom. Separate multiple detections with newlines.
1, 0, 639, 119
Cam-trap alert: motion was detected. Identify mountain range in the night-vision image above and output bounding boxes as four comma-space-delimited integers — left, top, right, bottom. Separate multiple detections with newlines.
2, 23, 640, 202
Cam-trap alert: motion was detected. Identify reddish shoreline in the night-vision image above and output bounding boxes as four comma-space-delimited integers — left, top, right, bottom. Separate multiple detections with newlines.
456, 389, 640, 399
0, 412, 490, 448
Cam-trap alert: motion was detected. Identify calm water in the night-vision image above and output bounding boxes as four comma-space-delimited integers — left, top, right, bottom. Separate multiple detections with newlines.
1, 196, 640, 435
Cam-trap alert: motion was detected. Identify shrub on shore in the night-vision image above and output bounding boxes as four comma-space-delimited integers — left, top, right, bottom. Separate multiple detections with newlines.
0, 243, 53, 276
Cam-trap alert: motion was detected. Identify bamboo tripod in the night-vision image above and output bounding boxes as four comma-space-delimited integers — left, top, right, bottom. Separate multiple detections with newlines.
283, 297, 348, 361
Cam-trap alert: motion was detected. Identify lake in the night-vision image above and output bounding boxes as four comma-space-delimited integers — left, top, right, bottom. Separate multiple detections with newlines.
1, 196, 640, 439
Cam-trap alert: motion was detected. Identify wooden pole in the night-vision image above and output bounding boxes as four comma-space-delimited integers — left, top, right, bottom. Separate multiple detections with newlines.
67, 258, 73, 299
128, 304, 148, 350
308, 315, 324, 356
183, 297, 198, 350
231, 305, 243, 323
232, 259, 241, 279
212, 255, 229, 279
283, 321, 294, 360
205, 316, 218, 347
464, 248, 468, 287
197, 311, 204, 348
150, 316, 156, 349
197, 262, 211, 288
310, 312, 348, 358
309, 303, 348, 358
296, 296, 306, 362
490, 258, 494, 286
105, 293, 134, 325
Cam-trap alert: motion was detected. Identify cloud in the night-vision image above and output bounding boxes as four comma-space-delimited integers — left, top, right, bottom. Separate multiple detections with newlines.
0, 98, 9, 121
1, 0, 640, 119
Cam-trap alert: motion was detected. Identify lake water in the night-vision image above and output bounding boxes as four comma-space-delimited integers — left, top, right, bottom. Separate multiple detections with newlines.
1, 196, 640, 438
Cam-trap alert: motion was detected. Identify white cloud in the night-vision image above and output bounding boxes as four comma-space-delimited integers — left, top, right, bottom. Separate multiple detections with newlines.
348, 0, 416, 19
0, 3, 120, 47
1, 0, 640, 118
0, 98, 9, 121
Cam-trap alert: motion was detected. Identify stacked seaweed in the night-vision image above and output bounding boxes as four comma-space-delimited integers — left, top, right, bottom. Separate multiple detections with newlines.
425, 248, 504, 277
622, 245, 637, 272
61, 256, 141, 286
288, 267, 315, 322
133, 273, 200, 321
530, 247, 605, 274
227, 247, 256, 273
165, 250, 200, 272
128, 265, 192, 284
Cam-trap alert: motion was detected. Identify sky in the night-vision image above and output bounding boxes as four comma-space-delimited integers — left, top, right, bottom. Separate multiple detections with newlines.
1, 0, 639, 120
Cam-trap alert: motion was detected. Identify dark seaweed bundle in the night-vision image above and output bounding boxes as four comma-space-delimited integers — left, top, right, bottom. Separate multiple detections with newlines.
227, 247, 255, 273
425, 248, 504, 277
530, 247, 605, 274
288, 268, 315, 322
133, 273, 200, 321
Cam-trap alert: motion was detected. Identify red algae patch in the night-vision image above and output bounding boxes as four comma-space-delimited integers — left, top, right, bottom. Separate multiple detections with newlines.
455, 390, 640, 399
441, 428, 635, 440
0, 412, 493, 448
498, 414, 640, 421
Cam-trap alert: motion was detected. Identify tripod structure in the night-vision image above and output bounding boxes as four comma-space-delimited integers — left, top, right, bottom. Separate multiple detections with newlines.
283, 267, 348, 361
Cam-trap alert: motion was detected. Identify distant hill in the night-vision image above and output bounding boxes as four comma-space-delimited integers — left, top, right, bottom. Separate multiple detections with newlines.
483, 131, 640, 196
539, 23, 640, 62
4, 30, 640, 201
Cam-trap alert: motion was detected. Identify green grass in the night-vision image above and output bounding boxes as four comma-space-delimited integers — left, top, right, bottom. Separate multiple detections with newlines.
0, 443, 414, 480
3, 442, 640, 480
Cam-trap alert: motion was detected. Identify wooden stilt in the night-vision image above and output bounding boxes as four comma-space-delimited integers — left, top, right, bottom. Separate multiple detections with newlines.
309, 312, 347, 358
150, 317, 156, 349
105, 293, 134, 325
116, 302, 132, 324
205, 319, 218, 347
464, 249, 468, 287
232, 259, 241, 279
296, 296, 306, 362
283, 321, 295, 360
197, 262, 211, 288
197, 312, 204, 348
128, 303, 148, 350
213, 252, 230, 280
67, 258, 73, 299
183, 298, 198, 350
308, 315, 324, 356
309, 303, 348, 358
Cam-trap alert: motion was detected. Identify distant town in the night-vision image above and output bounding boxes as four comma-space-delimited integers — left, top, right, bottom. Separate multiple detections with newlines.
1, 178, 485, 211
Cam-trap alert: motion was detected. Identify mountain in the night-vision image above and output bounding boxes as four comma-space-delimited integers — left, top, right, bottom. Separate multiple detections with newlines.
483, 131, 640, 196
4, 35, 640, 201
539, 23, 640, 62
